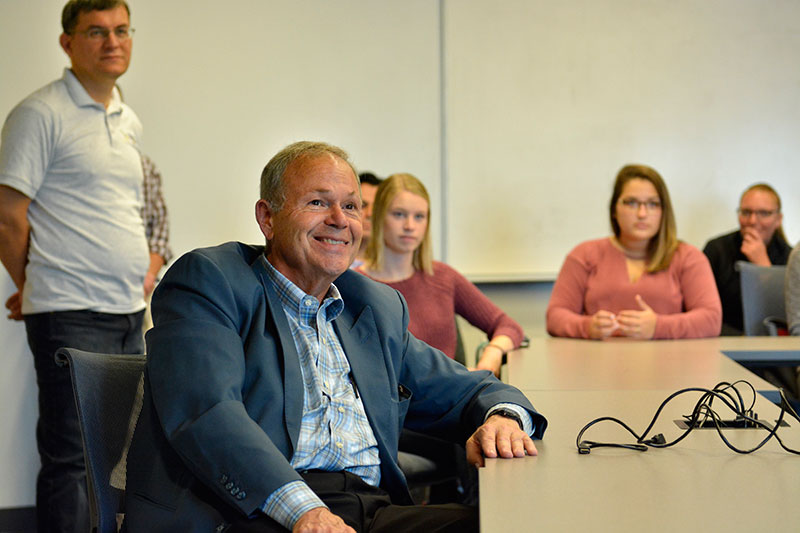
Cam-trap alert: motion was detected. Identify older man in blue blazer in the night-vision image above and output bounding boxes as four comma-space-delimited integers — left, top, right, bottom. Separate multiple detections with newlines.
124, 141, 547, 532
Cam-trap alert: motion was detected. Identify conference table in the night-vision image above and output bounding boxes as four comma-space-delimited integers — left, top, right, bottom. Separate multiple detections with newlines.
504, 336, 800, 392
480, 336, 800, 532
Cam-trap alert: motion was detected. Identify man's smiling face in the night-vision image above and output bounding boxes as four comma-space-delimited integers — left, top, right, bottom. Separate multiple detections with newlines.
259, 153, 363, 299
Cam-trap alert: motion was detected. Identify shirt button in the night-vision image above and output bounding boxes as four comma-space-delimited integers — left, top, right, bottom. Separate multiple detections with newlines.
338, 407, 345, 413
304, 298, 314, 306
336, 442, 343, 449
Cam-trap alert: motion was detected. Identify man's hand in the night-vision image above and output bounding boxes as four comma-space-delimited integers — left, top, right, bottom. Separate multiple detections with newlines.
616, 295, 657, 339
465, 414, 537, 468
293, 507, 355, 533
144, 272, 157, 298
144, 252, 165, 298
740, 227, 771, 266
5, 291, 22, 321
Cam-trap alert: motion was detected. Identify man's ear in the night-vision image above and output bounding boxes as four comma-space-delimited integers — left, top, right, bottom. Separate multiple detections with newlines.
255, 199, 275, 241
59, 33, 72, 57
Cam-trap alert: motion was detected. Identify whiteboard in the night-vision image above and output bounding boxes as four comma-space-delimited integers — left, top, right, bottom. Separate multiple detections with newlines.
444, 0, 800, 280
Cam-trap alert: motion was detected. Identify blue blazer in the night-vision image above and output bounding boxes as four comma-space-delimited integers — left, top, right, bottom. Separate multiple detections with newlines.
124, 242, 546, 532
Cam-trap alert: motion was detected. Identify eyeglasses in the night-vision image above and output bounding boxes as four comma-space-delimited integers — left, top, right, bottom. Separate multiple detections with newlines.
737, 208, 778, 219
619, 198, 662, 211
73, 27, 135, 41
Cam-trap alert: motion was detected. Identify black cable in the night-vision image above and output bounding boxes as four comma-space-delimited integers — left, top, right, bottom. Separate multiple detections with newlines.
575, 381, 800, 455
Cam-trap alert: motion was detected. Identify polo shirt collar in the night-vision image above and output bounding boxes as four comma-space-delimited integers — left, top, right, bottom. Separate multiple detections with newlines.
62, 67, 123, 114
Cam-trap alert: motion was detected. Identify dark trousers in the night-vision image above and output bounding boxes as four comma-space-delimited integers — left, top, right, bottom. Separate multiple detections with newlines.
228, 471, 478, 533
24, 309, 144, 533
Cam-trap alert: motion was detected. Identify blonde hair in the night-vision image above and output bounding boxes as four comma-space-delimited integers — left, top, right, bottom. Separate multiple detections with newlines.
365, 173, 433, 275
609, 164, 679, 272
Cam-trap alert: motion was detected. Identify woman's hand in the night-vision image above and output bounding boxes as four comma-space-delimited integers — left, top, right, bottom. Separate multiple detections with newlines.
474, 344, 504, 377
588, 310, 619, 339
616, 295, 657, 339
473, 335, 515, 377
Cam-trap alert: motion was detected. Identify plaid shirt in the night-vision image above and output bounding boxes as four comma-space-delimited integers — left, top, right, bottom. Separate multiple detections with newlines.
140, 154, 172, 263
260, 257, 380, 529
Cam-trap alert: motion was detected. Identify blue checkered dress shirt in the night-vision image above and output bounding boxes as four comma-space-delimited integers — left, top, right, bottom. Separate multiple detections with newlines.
260, 257, 380, 529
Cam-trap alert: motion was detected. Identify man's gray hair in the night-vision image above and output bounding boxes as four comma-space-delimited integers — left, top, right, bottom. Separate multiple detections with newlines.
260, 141, 358, 212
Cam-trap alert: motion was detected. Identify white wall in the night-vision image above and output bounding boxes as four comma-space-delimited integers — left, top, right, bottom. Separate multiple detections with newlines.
0, 277, 38, 508
124, 0, 443, 256
445, 0, 800, 279
0, 0, 72, 509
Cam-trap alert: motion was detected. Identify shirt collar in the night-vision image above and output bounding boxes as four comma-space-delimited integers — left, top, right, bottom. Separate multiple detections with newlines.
259, 255, 344, 323
62, 67, 123, 114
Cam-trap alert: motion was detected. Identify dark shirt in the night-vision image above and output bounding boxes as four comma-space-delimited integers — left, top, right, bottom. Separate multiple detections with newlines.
703, 229, 792, 335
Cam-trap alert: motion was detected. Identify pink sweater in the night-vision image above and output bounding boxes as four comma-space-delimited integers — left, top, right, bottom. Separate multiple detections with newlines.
546, 238, 722, 339
357, 261, 524, 359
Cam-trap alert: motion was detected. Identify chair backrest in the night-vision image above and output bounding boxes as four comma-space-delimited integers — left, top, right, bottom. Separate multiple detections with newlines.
55, 348, 145, 533
454, 320, 466, 366
737, 260, 787, 336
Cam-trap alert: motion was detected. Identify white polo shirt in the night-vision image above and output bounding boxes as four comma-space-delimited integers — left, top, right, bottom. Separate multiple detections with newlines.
0, 68, 149, 314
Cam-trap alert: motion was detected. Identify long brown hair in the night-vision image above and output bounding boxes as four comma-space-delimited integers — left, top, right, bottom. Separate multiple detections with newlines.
609, 164, 679, 272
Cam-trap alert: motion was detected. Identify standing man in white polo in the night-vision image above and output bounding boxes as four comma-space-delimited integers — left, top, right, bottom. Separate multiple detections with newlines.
0, 2, 148, 531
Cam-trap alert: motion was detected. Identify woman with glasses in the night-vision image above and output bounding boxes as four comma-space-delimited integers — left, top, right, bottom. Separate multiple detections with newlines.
703, 183, 792, 335
547, 164, 721, 339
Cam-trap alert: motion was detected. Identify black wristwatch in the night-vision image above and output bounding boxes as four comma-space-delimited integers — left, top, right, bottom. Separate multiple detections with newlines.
489, 408, 524, 431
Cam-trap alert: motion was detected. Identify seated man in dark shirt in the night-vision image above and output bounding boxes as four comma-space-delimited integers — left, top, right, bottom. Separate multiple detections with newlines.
124, 141, 547, 533
703, 182, 797, 403
703, 182, 791, 335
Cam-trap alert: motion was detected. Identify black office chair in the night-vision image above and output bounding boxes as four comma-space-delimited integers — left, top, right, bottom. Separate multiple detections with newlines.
735, 261, 800, 408
398, 448, 460, 504
737, 260, 787, 336
55, 348, 145, 533
398, 322, 462, 505
763, 316, 789, 336
454, 319, 467, 366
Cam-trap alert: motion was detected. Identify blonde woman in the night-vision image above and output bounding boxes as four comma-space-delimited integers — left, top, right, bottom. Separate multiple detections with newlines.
547, 164, 721, 339
357, 173, 524, 377
358, 172, 526, 506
